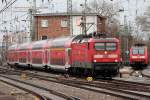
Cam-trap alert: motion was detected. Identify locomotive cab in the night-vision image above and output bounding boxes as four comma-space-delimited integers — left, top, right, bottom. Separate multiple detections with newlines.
92, 38, 121, 75
70, 33, 121, 77
130, 46, 148, 68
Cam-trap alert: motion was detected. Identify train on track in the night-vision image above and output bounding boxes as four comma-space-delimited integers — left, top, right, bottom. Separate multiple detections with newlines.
7, 33, 121, 77
129, 44, 148, 69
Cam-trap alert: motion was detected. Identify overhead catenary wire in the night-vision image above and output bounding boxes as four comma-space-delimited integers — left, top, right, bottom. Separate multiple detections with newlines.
0, 13, 29, 26
0, 0, 18, 14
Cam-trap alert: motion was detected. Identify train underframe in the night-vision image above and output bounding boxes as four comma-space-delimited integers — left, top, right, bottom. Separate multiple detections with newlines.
93, 62, 120, 78
8, 61, 120, 78
69, 62, 120, 78
130, 61, 148, 69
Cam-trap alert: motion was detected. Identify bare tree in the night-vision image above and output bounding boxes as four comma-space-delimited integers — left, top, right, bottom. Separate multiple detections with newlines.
72, 0, 119, 17
72, 0, 120, 34
136, 6, 150, 32
87, 0, 118, 17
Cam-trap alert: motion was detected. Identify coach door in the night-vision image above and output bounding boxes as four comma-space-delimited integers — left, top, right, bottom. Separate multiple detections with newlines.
44, 49, 48, 65
28, 50, 31, 64
65, 48, 71, 69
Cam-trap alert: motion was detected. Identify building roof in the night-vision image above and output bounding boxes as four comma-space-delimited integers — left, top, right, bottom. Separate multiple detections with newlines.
34, 12, 106, 18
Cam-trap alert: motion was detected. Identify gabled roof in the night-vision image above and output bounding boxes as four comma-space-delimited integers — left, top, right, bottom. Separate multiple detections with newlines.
34, 12, 106, 18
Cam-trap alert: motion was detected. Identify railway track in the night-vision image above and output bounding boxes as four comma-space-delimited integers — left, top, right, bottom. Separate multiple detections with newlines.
0, 68, 77, 100
1, 66, 150, 100
141, 68, 150, 79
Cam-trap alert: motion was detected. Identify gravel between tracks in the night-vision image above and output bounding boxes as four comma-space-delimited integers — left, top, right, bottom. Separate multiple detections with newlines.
7, 74, 127, 100
2, 66, 147, 100
0, 81, 37, 100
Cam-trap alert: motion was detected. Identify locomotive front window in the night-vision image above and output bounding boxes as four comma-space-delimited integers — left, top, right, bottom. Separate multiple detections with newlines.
94, 42, 116, 50
94, 43, 105, 50
106, 43, 116, 50
132, 49, 138, 54
139, 49, 144, 54
132, 48, 144, 54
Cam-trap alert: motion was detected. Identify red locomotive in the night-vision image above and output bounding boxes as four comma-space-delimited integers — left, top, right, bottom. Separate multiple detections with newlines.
7, 34, 121, 77
129, 44, 148, 69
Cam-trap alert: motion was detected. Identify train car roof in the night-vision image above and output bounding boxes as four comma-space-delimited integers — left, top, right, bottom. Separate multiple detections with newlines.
8, 44, 18, 51
48, 36, 75, 47
32, 40, 48, 49
91, 38, 119, 42
18, 42, 31, 50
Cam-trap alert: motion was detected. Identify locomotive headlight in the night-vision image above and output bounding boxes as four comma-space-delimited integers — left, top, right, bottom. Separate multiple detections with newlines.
132, 56, 137, 58
93, 60, 97, 62
115, 59, 118, 62
108, 54, 118, 58
140, 56, 145, 58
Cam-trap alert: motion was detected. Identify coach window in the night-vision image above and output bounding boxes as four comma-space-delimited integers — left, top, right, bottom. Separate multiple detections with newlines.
61, 20, 68, 27
41, 20, 48, 28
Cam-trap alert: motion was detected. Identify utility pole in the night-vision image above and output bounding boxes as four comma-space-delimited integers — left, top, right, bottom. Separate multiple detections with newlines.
67, 0, 73, 35
29, 0, 36, 41
136, 0, 138, 16
84, 0, 87, 35
81, 0, 87, 35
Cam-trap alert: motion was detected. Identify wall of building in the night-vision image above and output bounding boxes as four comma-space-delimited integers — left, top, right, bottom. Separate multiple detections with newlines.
34, 14, 106, 40
34, 16, 70, 40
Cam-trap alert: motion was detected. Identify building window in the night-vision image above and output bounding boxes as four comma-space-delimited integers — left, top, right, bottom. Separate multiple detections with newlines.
41, 20, 48, 27
41, 35, 48, 40
61, 20, 68, 27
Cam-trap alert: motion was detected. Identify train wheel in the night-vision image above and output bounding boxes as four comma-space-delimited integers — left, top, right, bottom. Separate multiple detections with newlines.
83, 69, 92, 77
15, 64, 18, 68
114, 67, 119, 75
67, 68, 71, 75
44, 66, 50, 72
91, 68, 96, 78
68, 67, 76, 75
44, 66, 48, 70
28, 64, 31, 69
72, 67, 78, 75
103, 70, 110, 79
29, 65, 33, 70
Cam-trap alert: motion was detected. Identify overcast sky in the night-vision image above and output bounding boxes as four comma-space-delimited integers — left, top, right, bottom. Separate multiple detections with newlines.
0, 0, 150, 43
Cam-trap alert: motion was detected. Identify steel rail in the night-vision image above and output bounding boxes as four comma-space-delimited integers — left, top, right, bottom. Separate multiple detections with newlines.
1, 67, 150, 99
0, 74, 76, 100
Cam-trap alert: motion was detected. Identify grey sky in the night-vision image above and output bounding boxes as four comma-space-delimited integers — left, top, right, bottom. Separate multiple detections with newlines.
0, 0, 150, 42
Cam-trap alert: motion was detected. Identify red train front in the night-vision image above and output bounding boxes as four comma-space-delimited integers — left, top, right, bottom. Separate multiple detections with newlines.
71, 35, 121, 76
92, 38, 121, 75
129, 44, 148, 69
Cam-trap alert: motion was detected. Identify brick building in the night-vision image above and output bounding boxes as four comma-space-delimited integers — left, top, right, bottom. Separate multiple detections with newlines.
34, 13, 106, 40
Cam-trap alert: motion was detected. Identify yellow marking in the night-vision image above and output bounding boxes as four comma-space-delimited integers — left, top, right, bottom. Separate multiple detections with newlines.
86, 77, 93, 82
20, 73, 27, 80
34, 96, 40, 100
